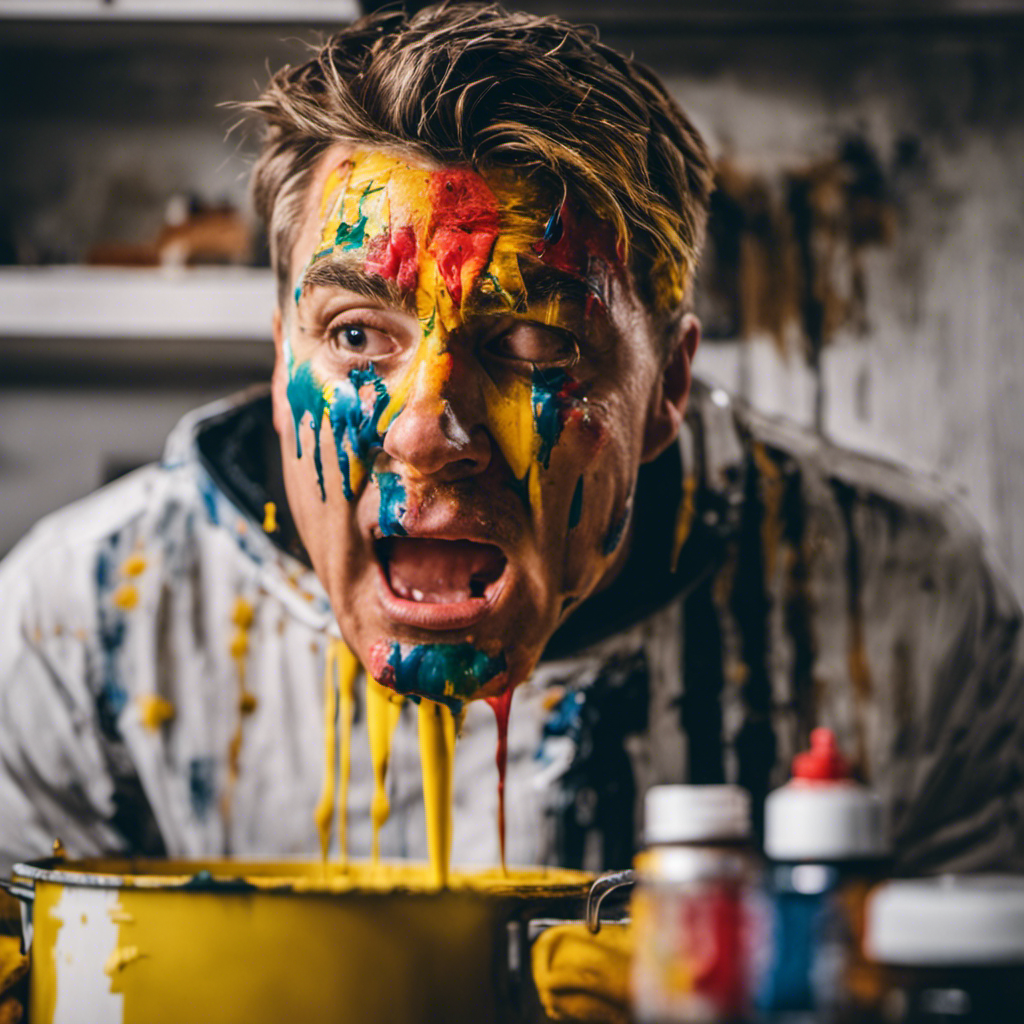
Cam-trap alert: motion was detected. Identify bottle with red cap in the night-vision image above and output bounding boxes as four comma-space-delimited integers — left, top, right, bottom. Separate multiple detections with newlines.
755, 728, 889, 1023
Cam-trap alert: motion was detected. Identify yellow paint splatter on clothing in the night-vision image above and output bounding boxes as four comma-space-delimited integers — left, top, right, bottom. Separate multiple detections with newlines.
671, 472, 698, 572
137, 695, 175, 731
262, 501, 278, 533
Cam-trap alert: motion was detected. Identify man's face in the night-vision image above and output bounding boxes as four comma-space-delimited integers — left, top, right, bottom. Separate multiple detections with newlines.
273, 147, 678, 707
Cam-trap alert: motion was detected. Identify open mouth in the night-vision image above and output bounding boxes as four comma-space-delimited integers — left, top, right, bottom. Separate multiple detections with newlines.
376, 536, 508, 610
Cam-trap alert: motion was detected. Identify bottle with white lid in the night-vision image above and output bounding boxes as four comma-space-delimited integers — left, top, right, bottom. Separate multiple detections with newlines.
864, 875, 1024, 1023
756, 728, 889, 1022
631, 784, 762, 1024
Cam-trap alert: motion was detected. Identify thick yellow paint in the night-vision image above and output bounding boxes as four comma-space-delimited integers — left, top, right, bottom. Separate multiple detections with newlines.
366, 674, 404, 863
313, 642, 338, 862
113, 584, 138, 611
417, 699, 457, 889
335, 642, 358, 866
314, 640, 360, 864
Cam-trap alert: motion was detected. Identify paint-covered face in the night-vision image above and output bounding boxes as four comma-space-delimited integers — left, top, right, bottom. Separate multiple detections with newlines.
273, 147, 678, 708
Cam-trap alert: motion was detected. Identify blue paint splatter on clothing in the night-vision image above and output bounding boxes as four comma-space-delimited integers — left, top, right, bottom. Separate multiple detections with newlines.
188, 757, 218, 820
94, 542, 128, 740
376, 471, 408, 537
198, 475, 220, 525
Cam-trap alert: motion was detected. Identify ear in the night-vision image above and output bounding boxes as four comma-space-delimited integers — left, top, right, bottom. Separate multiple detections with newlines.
640, 313, 700, 464
271, 306, 291, 440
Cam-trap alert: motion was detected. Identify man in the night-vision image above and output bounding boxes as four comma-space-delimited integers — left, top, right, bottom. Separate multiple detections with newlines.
0, 3, 1021, 882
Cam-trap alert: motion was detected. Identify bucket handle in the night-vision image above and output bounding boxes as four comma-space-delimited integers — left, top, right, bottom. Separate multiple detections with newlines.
585, 868, 635, 934
0, 878, 34, 905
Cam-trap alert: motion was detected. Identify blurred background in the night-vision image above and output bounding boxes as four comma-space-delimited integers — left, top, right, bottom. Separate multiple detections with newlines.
1, 0, 1022, 601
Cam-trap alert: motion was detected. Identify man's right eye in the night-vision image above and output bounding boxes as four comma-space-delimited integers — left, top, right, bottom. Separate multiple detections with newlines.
327, 322, 395, 358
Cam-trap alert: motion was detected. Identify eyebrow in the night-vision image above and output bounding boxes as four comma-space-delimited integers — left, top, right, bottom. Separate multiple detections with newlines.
299, 257, 416, 314
516, 259, 594, 308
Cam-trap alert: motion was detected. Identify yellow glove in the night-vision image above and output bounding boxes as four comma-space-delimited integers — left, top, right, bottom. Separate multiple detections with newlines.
531, 922, 632, 1024
0, 935, 27, 1024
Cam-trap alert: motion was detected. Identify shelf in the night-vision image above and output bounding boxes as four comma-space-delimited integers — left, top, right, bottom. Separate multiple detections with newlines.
0, 266, 276, 342
0, 0, 358, 21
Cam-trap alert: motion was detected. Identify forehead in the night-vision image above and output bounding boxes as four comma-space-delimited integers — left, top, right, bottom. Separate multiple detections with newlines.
290, 147, 623, 316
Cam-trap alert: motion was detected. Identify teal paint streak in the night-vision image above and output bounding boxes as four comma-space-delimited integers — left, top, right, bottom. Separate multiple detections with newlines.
287, 359, 397, 503
379, 642, 506, 708
328, 364, 392, 500
532, 366, 570, 470
335, 216, 367, 250
568, 475, 584, 529
375, 471, 408, 537
287, 360, 328, 500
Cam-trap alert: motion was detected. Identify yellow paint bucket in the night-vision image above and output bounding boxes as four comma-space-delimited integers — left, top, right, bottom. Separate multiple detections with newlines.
12, 857, 592, 1024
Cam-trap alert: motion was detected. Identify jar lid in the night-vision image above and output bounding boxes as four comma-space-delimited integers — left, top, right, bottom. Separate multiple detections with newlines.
764, 782, 887, 861
644, 784, 751, 845
865, 876, 1024, 965
764, 729, 887, 861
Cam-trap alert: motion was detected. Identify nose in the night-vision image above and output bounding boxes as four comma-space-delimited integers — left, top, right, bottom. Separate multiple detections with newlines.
381, 353, 491, 480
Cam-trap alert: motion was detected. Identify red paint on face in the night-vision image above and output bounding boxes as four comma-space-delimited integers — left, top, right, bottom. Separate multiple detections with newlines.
364, 225, 419, 291
534, 200, 620, 282
426, 170, 501, 306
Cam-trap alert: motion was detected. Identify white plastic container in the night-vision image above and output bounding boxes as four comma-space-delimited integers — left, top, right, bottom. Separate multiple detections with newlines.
631, 784, 761, 1024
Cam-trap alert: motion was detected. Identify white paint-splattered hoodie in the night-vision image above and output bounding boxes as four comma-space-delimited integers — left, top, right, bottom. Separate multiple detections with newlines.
2, 382, 1022, 876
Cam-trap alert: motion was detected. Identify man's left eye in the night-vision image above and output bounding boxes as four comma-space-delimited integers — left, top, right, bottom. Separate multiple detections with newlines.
328, 324, 394, 357
487, 324, 579, 366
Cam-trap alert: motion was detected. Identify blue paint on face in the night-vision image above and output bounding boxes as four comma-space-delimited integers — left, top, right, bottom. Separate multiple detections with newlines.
287, 360, 328, 500
532, 366, 571, 470
602, 494, 631, 556
328, 364, 391, 500
378, 641, 506, 711
568, 475, 584, 529
375, 471, 408, 537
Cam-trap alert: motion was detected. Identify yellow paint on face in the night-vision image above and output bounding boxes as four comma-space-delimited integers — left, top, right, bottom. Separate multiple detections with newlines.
298, 151, 609, 513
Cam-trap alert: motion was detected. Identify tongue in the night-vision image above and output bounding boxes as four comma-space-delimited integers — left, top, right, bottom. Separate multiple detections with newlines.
387, 538, 506, 604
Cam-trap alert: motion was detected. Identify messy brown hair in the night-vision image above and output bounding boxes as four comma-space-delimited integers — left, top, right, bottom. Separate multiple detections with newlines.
243, 2, 714, 332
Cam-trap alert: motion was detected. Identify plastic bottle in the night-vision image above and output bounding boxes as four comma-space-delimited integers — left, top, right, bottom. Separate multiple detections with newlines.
631, 784, 762, 1024
864, 875, 1024, 1023
757, 728, 889, 1022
